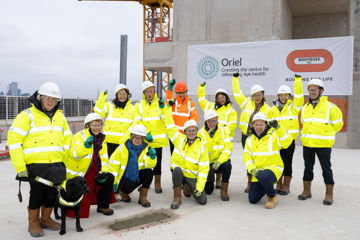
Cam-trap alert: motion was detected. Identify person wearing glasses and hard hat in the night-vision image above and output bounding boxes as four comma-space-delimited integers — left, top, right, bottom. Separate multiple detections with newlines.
94, 84, 138, 158
159, 102, 209, 209
268, 75, 304, 195
298, 79, 343, 206
243, 112, 292, 209
198, 110, 233, 201
8, 82, 72, 237
232, 72, 270, 193
109, 124, 157, 208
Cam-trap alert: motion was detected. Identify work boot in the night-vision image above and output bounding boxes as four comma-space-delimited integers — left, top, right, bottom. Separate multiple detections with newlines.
28, 208, 44, 237
97, 207, 114, 215
279, 176, 292, 195
275, 176, 283, 194
40, 206, 60, 231
183, 183, 192, 197
265, 194, 278, 209
323, 184, 334, 205
298, 181, 312, 200
244, 174, 252, 193
170, 187, 182, 209
118, 191, 131, 202
154, 174, 163, 193
215, 173, 222, 189
138, 187, 151, 208
220, 181, 230, 201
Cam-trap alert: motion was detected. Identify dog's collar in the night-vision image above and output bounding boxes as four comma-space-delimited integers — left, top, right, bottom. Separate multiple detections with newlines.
58, 194, 84, 207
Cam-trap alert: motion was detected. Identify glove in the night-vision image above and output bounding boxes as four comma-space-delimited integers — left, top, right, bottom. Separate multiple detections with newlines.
17, 170, 28, 178
168, 79, 176, 91
95, 172, 108, 183
145, 133, 153, 142
84, 135, 94, 148
269, 120, 279, 130
212, 161, 221, 171
200, 81, 206, 87
251, 168, 262, 178
295, 74, 301, 78
113, 184, 118, 193
168, 99, 175, 107
147, 147, 156, 159
104, 90, 108, 95
233, 72, 240, 77
194, 189, 202, 197
158, 98, 165, 109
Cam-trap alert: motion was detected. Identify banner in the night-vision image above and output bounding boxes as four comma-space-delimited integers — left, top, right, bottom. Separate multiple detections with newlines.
187, 36, 353, 96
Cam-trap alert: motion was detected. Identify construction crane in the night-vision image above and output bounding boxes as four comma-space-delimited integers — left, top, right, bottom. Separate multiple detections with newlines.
78, 0, 173, 93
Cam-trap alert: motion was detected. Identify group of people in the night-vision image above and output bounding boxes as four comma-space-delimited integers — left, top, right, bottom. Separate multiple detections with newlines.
8, 72, 343, 237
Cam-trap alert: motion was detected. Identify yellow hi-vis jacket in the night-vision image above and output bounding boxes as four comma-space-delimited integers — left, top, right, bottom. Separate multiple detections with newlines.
161, 106, 209, 192
197, 85, 238, 139
268, 76, 304, 140
66, 129, 109, 179
134, 93, 168, 148
8, 106, 72, 173
243, 125, 292, 182
232, 76, 269, 135
300, 96, 343, 148
108, 140, 156, 184
94, 91, 139, 145
198, 125, 233, 164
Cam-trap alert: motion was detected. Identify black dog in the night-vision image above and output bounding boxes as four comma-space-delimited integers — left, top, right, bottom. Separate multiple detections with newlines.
54, 176, 89, 235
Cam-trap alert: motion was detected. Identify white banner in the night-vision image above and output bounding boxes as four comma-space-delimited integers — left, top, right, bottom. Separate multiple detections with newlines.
187, 36, 353, 96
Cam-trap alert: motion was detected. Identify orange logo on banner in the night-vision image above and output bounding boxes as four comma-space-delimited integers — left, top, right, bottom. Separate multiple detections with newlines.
286, 49, 333, 72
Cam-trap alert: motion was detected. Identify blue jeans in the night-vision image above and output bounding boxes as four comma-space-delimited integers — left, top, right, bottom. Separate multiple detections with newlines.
248, 169, 277, 204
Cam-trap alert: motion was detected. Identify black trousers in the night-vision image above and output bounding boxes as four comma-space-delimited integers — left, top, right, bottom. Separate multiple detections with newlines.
169, 140, 175, 155
119, 169, 153, 194
97, 173, 114, 209
303, 146, 334, 185
29, 181, 58, 210
153, 147, 163, 175
280, 140, 296, 176
205, 160, 232, 194
107, 142, 119, 159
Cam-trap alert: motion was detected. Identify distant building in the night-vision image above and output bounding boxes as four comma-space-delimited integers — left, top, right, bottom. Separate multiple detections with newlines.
7, 82, 20, 96
21, 93, 30, 96
0, 91, 4, 96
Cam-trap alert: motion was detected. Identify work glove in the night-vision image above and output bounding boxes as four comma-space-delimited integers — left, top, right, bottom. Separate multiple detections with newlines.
104, 90, 108, 95
145, 133, 153, 142
17, 170, 28, 178
95, 172, 108, 183
113, 184, 118, 193
168, 99, 175, 107
84, 135, 94, 148
168, 79, 176, 91
158, 98, 165, 109
212, 161, 221, 171
147, 147, 156, 159
268, 120, 279, 130
194, 189, 202, 197
200, 81, 206, 87
251, 168, 262, 178
233, 72, 240, 78
295, 74, 301, 79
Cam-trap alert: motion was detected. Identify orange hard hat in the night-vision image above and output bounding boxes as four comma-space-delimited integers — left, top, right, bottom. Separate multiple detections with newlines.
174, 82, 188, 92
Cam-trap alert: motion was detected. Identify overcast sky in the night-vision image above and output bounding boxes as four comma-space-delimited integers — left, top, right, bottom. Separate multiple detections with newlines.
0, 0, 144, 100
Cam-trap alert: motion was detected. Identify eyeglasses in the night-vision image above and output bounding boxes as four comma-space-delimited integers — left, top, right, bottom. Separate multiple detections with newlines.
90, 124, 102, 128
308, 89, 320, 93
186, 130, 197, 134
207, 120, 217, 124
253, 94, 263, 98
132, 136, 143, 141
41, 96, 59, 102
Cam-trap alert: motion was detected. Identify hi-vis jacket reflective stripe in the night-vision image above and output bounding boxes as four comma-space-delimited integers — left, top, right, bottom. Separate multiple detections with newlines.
94, 92, 139, 144
108, 140, 156, 184
243, 125, 292, 182
166, 89, 198, 133
66, 129, 109, 179
8, 106, 72, 173
268, 76, 304, 140
134, 93, 168, 148
199, 125, 233, 164
161, 106, 209, 192
232, 76, 269, 135
300, 96, 343, 148
197, 85, 238, 138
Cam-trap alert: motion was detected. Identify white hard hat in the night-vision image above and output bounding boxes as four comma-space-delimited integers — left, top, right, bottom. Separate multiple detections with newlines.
250, 84, 265, 95
277, 85, 291, 95
308, 78, 324, 89
204, 110, 218, 121
252, 112, 268, 123
38, 82, 61, 99
131, 124, 147, 137
215, 89, 228, 96
183, 120, 198, 131
142, 81, 155, 92
84, 113, 103, 126
115, 84, 128, 94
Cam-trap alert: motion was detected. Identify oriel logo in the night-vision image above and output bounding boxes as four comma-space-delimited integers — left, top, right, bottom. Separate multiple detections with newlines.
197, 56, 219, 79
286, 49, 333, 72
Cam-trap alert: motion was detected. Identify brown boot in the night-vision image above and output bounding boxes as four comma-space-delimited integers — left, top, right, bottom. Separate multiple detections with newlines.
183, 183, 192, 197
28, 208, 44, 237
279, 176, 292, 195
275, 176, 283, 194
265, 194, 278, 209
138, 187, 151, 208
298, 181, 312, 200
215, 173, 222, 189
323, 184, 334, 205
40, 206, 60, 231
220, 181, 230, 201
244, 174, 252, 193
118, 191, 131, 202
154, 174, 162, 193
170, 187, 182, 209
96, 207, 114, 215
